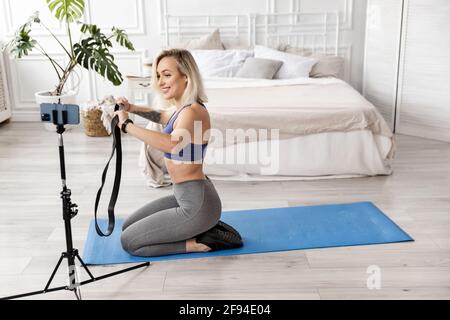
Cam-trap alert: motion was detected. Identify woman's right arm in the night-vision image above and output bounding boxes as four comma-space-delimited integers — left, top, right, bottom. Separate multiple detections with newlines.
130, 104, 165, 124
116, 97, 170, 125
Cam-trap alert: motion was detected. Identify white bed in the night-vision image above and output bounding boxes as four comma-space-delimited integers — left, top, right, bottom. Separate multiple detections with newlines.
203, 131, 393, 181
200, 76, 394, 181
138, 11, 395, 185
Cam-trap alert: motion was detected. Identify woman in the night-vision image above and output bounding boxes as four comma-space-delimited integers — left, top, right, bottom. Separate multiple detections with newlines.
114, 49, 242, 257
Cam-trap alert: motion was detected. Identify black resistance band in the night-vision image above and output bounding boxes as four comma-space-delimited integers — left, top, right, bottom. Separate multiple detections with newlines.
94, 104, 122, 237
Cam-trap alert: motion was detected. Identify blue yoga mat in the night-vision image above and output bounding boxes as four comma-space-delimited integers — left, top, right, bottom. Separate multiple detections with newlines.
83, 201, 413, 265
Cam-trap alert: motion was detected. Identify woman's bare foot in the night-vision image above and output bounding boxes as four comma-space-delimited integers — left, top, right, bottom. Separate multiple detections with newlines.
186, 238, 211, 252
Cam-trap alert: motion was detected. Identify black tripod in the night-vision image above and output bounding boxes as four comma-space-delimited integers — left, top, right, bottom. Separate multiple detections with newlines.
1, 119, 149, 300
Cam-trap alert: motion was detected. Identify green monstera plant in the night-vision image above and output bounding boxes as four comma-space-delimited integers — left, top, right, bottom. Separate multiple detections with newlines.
3, 0, 135, 96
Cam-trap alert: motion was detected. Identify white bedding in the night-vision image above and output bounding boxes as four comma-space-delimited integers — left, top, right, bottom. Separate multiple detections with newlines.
139, 77, 395, 185
201, 76, 395, 180
203, 77, 394, 153
203, 75, 341, 88
203, 130, 393, 181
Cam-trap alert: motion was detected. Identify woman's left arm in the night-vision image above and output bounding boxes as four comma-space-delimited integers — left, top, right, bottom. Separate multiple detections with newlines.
114, 110, 180, 153
126, 123, 176, 153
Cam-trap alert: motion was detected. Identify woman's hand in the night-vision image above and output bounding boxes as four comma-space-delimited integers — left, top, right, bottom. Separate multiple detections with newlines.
113, 110, 129, 127
116, 97, 133, 112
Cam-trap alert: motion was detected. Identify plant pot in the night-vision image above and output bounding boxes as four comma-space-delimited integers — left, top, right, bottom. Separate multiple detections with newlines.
35, 90, 78, 131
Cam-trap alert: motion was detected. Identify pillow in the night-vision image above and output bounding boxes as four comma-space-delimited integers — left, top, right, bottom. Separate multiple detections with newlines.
307, 54, 344, 78
184, 29, 225, 50
190, 49, 254, 77
235, 57, 283, 79
254, 45, 317, 79
284, 46, 344, 78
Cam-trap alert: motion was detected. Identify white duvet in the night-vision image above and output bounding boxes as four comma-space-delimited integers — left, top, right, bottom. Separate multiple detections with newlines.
202, 77, 395, 159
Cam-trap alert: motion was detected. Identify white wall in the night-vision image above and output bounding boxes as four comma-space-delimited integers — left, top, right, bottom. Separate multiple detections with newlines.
0, 0, 367, 121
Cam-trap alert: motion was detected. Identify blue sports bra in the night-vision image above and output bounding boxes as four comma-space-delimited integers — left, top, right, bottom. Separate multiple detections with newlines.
162, 102, 208, 161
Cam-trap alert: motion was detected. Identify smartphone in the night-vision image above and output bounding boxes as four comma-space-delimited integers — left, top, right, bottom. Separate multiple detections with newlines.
40, 103, 80, 125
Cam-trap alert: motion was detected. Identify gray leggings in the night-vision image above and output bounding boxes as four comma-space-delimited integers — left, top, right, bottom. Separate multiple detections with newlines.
120, 177, 221, 257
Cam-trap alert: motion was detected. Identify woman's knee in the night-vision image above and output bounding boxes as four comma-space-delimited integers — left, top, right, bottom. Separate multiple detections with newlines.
121, 219, 132, 232
120, 231, 168, 257
120, 229, 139, 254
122, 195, 179, 232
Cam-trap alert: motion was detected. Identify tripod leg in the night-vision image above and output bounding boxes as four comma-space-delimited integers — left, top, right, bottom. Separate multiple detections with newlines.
75, 253, 95, 280
1, 261, 150, 299
74, 289, 81, 300
44, 253, 65, 292
79, 262, 150, 286
71, 268, 82, 301
1, 254, 68, 299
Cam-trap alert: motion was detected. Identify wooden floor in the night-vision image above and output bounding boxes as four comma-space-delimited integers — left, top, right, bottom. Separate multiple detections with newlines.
0, 121, 449, 300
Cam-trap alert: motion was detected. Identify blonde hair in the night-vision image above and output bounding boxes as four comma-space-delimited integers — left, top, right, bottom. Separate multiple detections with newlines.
151, 48, 208, 109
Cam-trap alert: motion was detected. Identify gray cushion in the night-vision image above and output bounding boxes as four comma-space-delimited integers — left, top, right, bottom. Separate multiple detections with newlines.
284, 46, 344, 78
235, 57, 283, 79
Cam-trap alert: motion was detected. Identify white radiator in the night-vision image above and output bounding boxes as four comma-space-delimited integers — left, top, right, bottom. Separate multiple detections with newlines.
0, 47, 12, 123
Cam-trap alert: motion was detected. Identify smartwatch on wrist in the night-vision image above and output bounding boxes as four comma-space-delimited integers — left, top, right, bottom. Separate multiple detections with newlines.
121, 119, 134, 134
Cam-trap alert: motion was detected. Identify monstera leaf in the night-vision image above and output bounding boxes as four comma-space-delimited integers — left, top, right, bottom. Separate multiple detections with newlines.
80, 23, 113, 48
46, 0, 85, 23
80, 24, 135, 51
8, 25, 37, 59
6, 12, 40, 58
112, 27, 135, 51
74, 38, 123, 85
